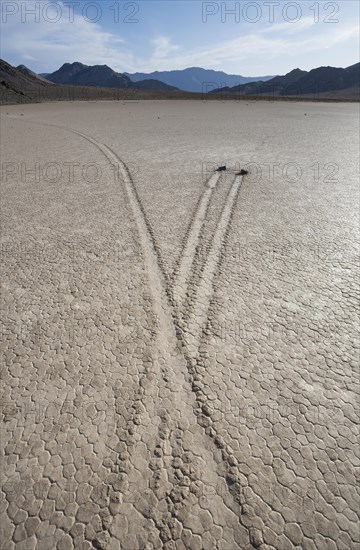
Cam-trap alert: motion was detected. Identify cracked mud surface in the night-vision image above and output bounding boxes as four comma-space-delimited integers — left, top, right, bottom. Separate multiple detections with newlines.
1, 101, 359, 549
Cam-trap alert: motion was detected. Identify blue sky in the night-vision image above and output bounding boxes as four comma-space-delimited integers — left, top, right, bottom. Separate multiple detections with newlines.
1, 0, 359, 75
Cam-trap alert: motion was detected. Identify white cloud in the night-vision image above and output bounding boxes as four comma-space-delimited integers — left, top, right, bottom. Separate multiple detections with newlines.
151, 36, 179, 59
1, 0, 136, 72
262, 16, 316, 34
133, 20, 359, 72
1, 0, 358, 75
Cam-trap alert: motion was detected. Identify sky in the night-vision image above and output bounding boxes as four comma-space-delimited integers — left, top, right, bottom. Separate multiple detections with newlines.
1, 0, 359, 76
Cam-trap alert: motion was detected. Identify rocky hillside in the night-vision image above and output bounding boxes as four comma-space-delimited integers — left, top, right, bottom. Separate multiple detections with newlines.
16, 64, 52, 84
0, 59, 53, 103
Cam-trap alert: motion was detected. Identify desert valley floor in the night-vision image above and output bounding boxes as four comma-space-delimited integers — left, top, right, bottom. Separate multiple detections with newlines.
0, 100, 359, 550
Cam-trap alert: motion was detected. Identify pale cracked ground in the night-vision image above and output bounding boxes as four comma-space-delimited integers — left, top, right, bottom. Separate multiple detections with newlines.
0, 101, 359, 550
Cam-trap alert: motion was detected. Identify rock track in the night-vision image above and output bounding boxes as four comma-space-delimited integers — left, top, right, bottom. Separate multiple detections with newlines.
2, 103, 358, 550
64, 129, 252, 549
2, 117, 252, 549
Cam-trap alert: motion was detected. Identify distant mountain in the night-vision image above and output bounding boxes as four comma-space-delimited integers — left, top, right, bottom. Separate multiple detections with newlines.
0, 59, 53, 103
211, 64, 360, 96
2, 58, 358, 103
47, 62, 129, 87
46, 62, 178, 91
16, 64, 52, 84
125, 67, 274, 92
1, 59, 50, 89
131, 79, 177, 90
210, 68, 308, 95
291, 63, 360, 95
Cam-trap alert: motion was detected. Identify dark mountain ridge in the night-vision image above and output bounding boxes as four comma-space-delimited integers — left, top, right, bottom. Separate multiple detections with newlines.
16, 64, 52, 84
125, 66, 275, 92
46, 62, 177, 90
0, 59, 54, 102
211, 63, 360, 97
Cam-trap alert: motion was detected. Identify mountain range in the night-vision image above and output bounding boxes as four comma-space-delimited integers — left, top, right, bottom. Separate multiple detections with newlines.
211, 63, 360, 97
44, 62, 178, 91
1, 58, 359, 104
123, 67, 274, 92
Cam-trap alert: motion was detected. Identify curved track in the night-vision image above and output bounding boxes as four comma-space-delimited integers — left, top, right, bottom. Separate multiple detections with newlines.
4, 116, 256, 549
